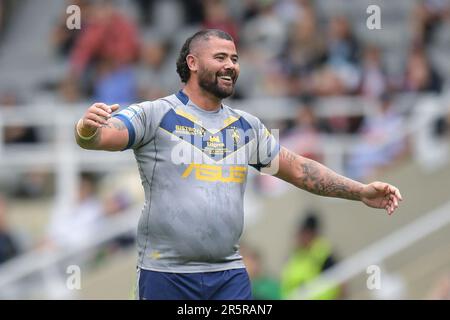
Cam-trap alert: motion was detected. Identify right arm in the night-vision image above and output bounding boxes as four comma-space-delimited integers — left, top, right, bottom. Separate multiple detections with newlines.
75, 103, 128, 151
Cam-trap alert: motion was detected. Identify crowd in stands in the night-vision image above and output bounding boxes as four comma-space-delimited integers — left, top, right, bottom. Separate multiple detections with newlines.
0, 0, 448, 187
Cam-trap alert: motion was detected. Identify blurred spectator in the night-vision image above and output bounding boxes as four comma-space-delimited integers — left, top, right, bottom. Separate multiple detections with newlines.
358, 45, 387, 99
58, 74, 82, 103
69, 1, 139, 76
274, 0, 313, 25
50, 0, 87, 58
240, 0, 262, 22
133, 0, 156, 26
0, 89, 39, 144
68, 0, 140, 100
411, 0, 450, 45
278, 9, 326, 97
0, 0, 18, 42
93, 63, 138, 105
282, 101, 323, 163
102, 190, 135, 252
326, 15, 360, 67
45, 172, 104, 249
312, 16, 360, 97
402, 46, 443, 94
14, 170, 50, 199
202, 0, 239, 43
346, 94, 408, 181
135, 34, 176, 100
0, 195, 21, 264
241, 0, 287, 61
181, 0, 205, 25
241, 244, 281, 300
280, 210, 343, 299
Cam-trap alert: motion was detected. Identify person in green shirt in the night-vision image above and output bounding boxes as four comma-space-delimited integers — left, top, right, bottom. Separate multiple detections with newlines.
281, 210, 344, 300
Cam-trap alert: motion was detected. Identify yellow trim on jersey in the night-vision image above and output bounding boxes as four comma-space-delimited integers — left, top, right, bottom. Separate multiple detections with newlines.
174, 109, 241, 134
175, 109, 200, 124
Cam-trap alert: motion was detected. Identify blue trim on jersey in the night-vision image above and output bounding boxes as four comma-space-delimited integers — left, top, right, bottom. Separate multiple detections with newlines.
113, 114, 135, 150
159, 109, 256, 161
176, 90, 189, 105
127, 106, 139, 119
250, 141, 281, 171
236, 114, 253, 132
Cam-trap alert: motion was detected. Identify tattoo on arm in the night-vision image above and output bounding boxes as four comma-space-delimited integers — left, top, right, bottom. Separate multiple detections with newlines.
101, 118, 127, 131
279, 148, 363, 200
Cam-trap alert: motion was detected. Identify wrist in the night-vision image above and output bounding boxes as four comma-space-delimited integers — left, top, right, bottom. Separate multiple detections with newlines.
358, 184, 367, 200
76, 119, 98, 140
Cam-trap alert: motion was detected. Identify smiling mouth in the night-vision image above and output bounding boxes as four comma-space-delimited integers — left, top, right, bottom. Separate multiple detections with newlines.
218, 75, 234, 84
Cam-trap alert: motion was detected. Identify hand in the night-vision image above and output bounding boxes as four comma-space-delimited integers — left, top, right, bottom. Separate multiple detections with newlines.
78, 103, 120, 136
361, 181, 403, 215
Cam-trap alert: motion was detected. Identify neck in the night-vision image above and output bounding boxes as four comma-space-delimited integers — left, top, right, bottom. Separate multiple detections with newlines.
183, 81, 222, 112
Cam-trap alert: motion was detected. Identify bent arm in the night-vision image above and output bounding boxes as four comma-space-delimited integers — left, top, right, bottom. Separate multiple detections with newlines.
75, 103, 129, 151
75, 117, 129, 151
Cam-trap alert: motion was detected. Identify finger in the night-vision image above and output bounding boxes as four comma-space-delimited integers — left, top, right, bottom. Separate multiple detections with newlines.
386, 205, 392, 215
389, 194, 399, 208
391, 206, 397, 215
388, 204, 395, 215
86, 113, 109, 125
395, 188, 403, 201
83, 119, 103, 128
92, 103, 112, 113
91, 108, 111, 119
387, 185, 402, 200
110, 104, 120, 112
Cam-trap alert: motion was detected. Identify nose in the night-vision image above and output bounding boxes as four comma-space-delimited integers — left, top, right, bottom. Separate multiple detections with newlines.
224, 57, 235, 70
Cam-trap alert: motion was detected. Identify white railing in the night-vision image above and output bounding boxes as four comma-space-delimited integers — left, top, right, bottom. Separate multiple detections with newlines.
0, 205, 140, 299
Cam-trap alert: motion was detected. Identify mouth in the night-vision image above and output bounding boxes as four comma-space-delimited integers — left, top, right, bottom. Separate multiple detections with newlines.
218, 75, 234, 85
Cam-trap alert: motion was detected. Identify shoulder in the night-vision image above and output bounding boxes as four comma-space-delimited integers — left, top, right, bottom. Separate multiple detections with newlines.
124, 95, 177, 118
135, 96, 175, 112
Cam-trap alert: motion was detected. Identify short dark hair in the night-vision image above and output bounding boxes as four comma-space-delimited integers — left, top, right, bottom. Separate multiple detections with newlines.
176, 29, 234, 83
299, 209, 320, 233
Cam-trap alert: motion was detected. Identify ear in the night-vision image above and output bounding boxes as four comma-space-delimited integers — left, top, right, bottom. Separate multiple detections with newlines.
186, 54, 198, 73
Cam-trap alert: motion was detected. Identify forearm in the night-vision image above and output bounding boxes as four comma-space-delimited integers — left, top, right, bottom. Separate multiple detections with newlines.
74, 124, 102, 150
276, 148, 364, 201
74, 114, 128, 151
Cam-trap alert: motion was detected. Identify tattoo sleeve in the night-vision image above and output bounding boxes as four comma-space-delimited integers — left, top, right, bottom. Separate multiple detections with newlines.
276, 147, 363, 201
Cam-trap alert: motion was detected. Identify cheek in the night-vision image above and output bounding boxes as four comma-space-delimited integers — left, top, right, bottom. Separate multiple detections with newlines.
234, 67, 240, 79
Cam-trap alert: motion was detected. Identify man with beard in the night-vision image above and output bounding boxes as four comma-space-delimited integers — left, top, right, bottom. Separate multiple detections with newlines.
75, 29, 403, 300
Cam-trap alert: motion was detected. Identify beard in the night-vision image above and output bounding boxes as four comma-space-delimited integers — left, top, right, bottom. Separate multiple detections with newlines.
197, 66, 237, 99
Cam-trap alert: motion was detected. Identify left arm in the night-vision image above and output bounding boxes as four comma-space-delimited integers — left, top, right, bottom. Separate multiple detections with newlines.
271, 147, 403, 215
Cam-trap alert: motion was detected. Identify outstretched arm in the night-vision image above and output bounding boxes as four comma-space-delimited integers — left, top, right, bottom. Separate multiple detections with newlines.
272, 147, 403, 215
